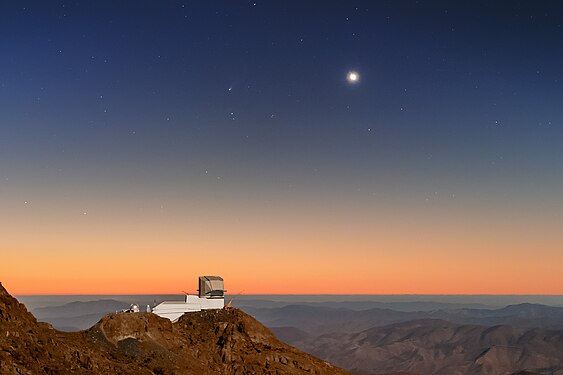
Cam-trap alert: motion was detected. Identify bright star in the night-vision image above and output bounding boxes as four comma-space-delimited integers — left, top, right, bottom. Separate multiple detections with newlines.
347, 71, 360, 83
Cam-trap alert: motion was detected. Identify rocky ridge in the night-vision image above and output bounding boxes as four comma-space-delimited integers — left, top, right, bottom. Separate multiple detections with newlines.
0, 282, 348, 375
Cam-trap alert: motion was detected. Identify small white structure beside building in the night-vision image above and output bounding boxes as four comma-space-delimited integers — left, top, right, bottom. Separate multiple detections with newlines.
151, 276, 226, 322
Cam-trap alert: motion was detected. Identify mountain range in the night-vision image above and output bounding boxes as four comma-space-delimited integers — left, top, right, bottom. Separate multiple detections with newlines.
246, 302, 563, 374
13, 292, 563, 374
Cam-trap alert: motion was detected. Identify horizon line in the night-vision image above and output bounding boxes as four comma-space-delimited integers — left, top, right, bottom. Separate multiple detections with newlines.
15, 293, 563, 297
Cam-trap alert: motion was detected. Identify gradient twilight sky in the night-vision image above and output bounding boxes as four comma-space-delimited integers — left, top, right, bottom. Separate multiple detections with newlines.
2, 1, 563, 294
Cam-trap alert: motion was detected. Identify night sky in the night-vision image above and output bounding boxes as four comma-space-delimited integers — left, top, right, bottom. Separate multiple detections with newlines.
2, 1, 563, 294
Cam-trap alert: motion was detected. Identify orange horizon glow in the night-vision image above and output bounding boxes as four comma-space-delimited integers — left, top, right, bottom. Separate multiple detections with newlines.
3, 184, 562, 296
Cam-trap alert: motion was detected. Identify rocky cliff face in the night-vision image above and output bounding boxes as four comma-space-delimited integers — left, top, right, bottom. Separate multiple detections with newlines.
0, 282, 348, 375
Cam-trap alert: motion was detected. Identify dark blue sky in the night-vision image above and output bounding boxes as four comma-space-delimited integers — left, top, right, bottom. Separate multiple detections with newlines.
3, 1, 563, 182
2, 1, 563, 293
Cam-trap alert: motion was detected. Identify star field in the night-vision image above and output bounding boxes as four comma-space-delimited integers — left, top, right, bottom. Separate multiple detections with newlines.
1, 1, 563, 294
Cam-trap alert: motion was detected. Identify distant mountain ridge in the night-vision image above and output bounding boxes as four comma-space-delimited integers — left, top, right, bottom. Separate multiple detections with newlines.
297, 319, 563, 375
33, 299, 130, 319
234, 299, 496, 312
25, 297, 563, 334
31, 299, 131, 331
247, 302, 563, 336
245, 302, 563, 374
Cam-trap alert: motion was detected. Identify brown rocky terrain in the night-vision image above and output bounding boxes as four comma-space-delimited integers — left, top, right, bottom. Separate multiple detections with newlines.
297, 319, 563, 375
0, 282, 349, 375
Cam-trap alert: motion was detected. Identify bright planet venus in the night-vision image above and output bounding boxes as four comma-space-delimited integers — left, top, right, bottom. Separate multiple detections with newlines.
347, 71, 360, 83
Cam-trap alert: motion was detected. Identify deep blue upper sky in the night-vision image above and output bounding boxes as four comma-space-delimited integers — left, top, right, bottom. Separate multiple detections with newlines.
3, 1, 562, 177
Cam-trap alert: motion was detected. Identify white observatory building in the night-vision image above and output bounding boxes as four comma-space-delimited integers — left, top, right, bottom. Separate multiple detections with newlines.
151, 276, 226, 322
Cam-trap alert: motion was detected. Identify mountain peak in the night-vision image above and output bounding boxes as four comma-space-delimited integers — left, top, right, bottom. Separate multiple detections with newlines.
0, 282, 349, 374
